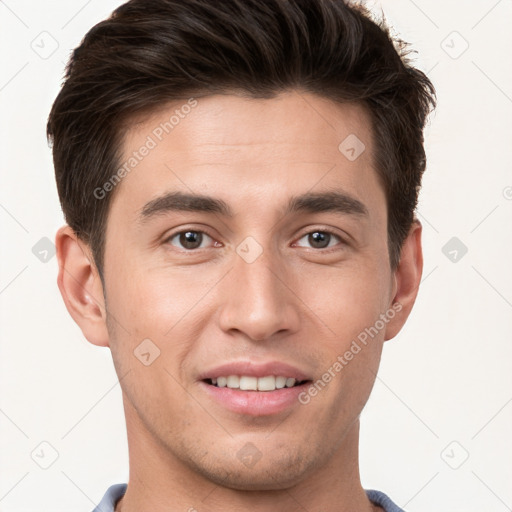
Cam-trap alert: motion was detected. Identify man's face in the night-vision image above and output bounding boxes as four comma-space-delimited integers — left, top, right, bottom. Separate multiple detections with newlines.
102, 91, 397, 489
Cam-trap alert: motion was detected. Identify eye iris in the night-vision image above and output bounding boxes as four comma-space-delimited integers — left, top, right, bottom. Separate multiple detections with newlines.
180, 231, 202, 249
309, 231, 330, 249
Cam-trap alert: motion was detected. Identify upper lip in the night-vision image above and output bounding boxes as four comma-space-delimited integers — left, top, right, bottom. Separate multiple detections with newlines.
198, 361, 311, 381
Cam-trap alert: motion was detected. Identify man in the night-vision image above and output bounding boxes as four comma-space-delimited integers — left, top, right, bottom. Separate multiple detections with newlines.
48, 0, 435, 510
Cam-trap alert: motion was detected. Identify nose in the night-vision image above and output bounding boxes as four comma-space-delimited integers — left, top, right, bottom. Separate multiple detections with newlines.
217, 245, 301, 342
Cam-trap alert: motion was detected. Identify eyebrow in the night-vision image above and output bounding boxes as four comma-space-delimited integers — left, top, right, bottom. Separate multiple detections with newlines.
138, 190, 369, 223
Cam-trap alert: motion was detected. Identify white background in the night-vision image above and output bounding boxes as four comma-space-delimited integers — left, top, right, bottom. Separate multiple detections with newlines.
1, 1, 511, 511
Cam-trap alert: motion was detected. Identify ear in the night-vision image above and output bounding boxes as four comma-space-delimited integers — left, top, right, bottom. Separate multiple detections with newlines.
55, 225, 110, 347
384, 219, 423, 341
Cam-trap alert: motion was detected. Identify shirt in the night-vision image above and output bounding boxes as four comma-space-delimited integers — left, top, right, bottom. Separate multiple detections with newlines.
92, 483, 406, 511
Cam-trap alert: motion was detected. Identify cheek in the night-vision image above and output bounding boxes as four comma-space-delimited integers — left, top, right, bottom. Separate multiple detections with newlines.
104, 266, 197, 419
300, 258, 390, 346
108, 262, 215, 338
105, 262, 224, 391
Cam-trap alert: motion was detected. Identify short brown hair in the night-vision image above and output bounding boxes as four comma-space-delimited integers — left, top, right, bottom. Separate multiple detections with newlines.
47, 0, 436, 279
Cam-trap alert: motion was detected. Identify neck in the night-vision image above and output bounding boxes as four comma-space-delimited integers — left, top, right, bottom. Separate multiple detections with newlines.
116, 398, 377, 512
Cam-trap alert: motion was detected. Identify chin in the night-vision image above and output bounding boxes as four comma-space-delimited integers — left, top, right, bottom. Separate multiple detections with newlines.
189, 449, 314, 491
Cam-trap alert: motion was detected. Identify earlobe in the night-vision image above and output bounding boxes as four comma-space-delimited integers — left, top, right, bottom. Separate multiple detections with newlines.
384, 220, 423, 341
55, 225, 110, 347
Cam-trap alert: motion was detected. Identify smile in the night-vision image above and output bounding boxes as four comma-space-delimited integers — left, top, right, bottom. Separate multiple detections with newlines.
198, 361, 313, 416
205, 375, 308, 391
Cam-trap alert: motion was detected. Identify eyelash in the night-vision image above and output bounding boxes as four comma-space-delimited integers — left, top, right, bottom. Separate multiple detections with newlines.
164, 227, 347, 252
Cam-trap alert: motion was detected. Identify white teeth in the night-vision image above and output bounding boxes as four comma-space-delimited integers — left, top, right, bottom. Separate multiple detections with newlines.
209, 375, 303, 391
285, 378, 296, 388
257, 375, 275, 391
275, 376, 287, 389
239, 376, 258, 390
226, 375, 240, 389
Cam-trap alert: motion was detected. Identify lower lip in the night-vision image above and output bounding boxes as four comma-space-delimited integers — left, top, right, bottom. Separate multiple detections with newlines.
199, 381, 309, 416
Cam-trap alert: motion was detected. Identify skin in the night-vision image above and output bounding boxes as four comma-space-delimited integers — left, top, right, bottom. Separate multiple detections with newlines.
56, 90, 423, 512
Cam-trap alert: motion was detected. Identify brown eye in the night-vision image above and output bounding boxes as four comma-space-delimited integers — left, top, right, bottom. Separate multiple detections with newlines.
295, 230, 343, 249
167, 230, 213, 250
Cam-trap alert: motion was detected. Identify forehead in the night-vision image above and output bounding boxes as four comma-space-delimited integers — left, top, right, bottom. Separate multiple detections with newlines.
125, 91, 375, 158
110, 90, 383, 222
